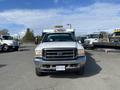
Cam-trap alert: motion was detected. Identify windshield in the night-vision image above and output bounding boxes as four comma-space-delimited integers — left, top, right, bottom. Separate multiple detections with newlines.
2, 36, 13, 40
42, 33, 75, 42
87, 34, 99, 38
114, 32, 120, 36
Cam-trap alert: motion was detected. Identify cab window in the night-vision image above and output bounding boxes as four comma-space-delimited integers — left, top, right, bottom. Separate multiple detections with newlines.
42, 33, 75, 42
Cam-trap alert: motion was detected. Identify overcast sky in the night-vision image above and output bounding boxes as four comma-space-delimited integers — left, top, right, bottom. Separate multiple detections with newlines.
0, 0, 120, 36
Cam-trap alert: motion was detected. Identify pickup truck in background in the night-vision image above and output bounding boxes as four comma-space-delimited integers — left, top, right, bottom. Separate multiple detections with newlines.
84, 33, 99, 48
0, 35, 20, 52
34, 26, 86, 76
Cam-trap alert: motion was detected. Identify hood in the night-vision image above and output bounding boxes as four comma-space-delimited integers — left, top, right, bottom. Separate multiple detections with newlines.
2, 40, 17, 45
35, 42, 82, 50
2, 40, 15, 43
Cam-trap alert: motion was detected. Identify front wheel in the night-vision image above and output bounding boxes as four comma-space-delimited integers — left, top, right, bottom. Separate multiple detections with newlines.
35, 68, 45, 76
75, 66, 85, 75
2, 44, 9, 52
14, 47, 19, 51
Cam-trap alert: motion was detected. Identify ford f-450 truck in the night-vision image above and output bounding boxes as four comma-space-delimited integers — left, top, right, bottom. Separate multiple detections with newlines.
34, 27, 86, 76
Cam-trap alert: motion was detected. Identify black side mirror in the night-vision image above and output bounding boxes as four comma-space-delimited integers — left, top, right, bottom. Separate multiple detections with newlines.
78, 40, 81, 44
0, 38, 2, 41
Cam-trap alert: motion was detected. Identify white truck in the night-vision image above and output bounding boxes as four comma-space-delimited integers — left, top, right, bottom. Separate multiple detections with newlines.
84, 33, 99, 48
34, 27, 86, 76
0, 35, 20, 51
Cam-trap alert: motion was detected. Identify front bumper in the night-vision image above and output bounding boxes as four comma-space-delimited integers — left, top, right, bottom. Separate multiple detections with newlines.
83, 43, 94, 48
34, 56, 86, 72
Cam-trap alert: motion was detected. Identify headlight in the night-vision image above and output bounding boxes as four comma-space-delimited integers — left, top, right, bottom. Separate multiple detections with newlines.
78, 49, 85, 56
35, 50, 42, 57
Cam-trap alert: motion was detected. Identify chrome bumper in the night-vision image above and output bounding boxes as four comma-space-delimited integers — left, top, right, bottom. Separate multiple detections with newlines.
34, 56, 86, 72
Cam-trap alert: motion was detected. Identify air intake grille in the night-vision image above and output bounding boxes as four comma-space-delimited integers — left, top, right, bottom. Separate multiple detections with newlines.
43, 48, 77, 61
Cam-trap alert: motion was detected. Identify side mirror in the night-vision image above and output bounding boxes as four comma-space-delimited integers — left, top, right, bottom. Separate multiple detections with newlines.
0, 38, 2, 41
78, 40, 82, 44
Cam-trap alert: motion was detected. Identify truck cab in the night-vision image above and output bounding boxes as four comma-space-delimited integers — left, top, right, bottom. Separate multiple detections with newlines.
34, 27, 86, 76
0, 35, 20, 51
110, 29, 120, 43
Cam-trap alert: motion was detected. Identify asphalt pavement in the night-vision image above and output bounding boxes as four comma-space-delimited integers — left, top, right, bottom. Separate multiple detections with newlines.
0, 44, 120, 90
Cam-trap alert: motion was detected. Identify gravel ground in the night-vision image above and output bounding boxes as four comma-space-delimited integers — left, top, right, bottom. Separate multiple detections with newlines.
0, 44, 120, 90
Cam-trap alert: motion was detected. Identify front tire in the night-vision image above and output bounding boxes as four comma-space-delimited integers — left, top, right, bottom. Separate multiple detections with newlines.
75, 66, 85, 75
14, 47, 19, 51
2, 44, 9, 52
35, 68, 45, 76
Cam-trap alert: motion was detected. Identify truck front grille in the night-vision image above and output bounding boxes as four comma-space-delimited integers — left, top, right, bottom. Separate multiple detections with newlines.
43, 48, 77, 61
84, 40, 90, 44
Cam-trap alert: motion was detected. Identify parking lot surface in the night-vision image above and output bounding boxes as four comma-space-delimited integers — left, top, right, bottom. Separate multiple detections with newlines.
0, 44, 120, 90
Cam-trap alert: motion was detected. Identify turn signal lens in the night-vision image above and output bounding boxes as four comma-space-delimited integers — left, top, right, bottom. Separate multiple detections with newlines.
35, 50, 42, 57
78, 49, 85, 56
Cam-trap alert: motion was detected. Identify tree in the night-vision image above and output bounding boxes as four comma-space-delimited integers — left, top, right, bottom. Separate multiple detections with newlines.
0, 29, 9, 36
22, 28, 35, 43
35, 35, 42, 44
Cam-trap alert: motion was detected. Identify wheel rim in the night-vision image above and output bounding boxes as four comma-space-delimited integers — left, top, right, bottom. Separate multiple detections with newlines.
3, 45, 8, 51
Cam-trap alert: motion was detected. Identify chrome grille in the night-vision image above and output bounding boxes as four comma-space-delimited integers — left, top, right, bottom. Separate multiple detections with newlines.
43, 48, 77, 61
84, 40, 90, 44
13, 41, 19, 46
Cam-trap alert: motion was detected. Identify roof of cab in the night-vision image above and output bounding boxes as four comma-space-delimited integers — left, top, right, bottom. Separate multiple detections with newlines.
43, 29, 75, 33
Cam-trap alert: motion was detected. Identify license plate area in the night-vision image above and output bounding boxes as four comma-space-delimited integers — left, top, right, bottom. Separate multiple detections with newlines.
56, 66, 65, 71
